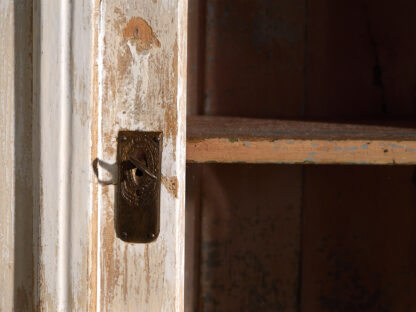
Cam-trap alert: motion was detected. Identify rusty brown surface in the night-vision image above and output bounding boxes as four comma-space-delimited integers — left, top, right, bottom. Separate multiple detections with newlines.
122, 17, 161, 52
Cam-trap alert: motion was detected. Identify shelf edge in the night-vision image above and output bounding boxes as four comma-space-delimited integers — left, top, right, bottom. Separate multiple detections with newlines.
186, 138, 416, 164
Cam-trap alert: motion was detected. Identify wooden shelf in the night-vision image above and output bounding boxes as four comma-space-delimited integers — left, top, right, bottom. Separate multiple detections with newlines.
187, 116, 416, 164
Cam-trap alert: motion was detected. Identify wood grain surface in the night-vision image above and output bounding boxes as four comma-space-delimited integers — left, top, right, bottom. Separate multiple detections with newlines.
187, 116, 416, 164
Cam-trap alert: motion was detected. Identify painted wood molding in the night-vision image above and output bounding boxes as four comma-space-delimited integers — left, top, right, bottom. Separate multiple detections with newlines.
93, 0, 187, 310
35, 0, 94, 310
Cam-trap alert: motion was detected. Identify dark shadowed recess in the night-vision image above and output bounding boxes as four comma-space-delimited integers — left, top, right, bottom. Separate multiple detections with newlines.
13, 1, 35, 311
186, 0, 416, 311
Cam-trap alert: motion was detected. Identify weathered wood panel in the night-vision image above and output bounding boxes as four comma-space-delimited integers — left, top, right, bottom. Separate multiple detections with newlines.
188, 138, 416, 165
34, 0, 94, 310
95, 0, 187, 310
187, 116, 416, 164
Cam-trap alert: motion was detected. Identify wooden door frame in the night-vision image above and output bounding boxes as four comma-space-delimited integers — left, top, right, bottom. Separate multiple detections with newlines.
0, 0, 187, 310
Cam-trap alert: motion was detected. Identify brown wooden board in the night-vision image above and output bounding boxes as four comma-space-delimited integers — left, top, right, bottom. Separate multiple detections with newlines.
187, 116, 416, 164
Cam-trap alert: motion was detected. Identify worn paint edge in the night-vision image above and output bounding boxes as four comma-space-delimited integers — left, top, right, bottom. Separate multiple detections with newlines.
187, 138, 416, 164
36, 0, 94, 310
88, 0, 101, 311
176, 0, 188, 310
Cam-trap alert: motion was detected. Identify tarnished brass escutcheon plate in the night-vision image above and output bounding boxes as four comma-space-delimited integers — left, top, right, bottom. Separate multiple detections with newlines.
116, 131, 162, 243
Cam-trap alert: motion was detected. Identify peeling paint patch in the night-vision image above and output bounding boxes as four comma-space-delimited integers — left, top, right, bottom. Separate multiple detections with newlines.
343, 146, 358, 151
122, 18, 160, 53
162, 176, 178, 198
362, 144, 369, 150
386, 143, 405, 149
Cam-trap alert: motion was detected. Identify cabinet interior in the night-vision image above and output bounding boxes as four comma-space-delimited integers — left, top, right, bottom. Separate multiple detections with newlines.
185, 1, 416, 311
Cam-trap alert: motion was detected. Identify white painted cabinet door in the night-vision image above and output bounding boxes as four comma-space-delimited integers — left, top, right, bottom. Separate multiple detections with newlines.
0, 0, 187, 311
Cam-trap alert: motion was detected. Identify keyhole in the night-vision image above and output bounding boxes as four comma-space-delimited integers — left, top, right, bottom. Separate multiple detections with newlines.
135, 168, 144, 177
135, 168, 144, 196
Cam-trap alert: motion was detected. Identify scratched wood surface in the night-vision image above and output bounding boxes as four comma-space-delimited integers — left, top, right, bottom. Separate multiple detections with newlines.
95, 0, 187, 310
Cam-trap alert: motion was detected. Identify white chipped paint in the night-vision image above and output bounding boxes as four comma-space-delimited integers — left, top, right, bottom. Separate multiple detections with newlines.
2, 0, 186, 309
35, 0, 93, 310
96, 3, 105, 308
126, 41, 151, 105
95, 0, 187, 310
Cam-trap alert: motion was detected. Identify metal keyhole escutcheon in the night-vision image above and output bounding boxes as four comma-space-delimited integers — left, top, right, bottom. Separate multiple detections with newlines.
116, 131, 162, 243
